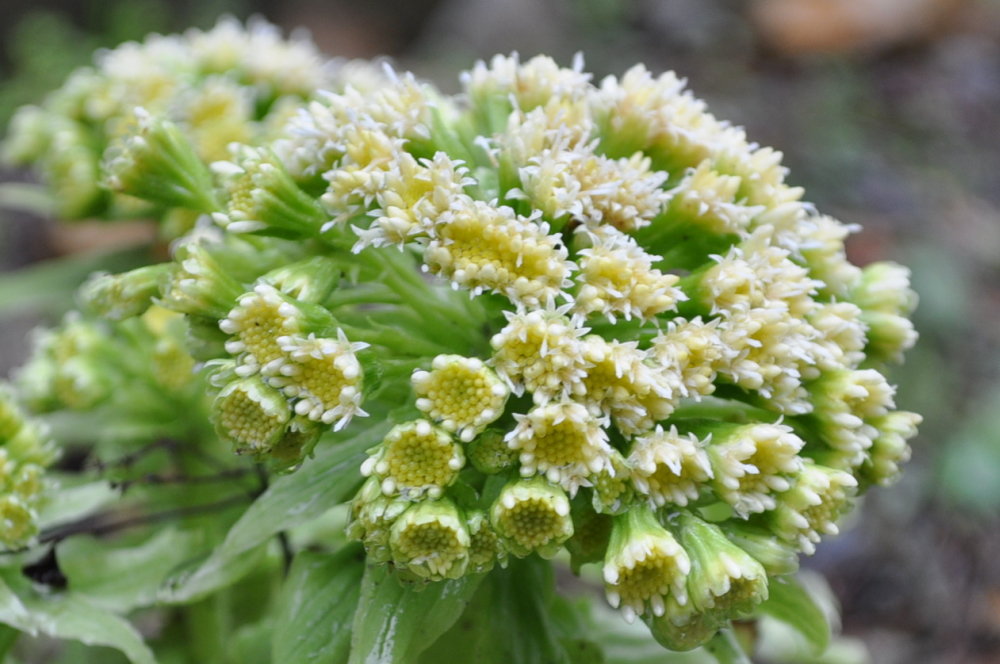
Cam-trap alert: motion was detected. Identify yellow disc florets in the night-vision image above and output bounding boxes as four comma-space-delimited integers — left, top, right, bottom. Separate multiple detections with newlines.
361, 420, 464, 499
412, 355, 509, 442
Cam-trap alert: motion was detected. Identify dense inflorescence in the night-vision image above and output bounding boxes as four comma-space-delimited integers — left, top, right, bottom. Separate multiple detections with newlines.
6, 47, 920, 650
1, 17, 385, 230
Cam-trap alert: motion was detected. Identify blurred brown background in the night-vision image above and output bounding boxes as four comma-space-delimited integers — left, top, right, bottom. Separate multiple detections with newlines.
2, 1, 1000, 662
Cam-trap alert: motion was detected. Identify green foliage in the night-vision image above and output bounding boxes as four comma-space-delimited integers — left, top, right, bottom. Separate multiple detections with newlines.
272, 545, 365, 664
0, 570, 155, 664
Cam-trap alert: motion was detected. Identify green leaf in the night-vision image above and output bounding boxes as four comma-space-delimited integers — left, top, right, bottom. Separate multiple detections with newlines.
273, 544, 365, 664
349, 564, 483, 664
59, 527, 202, 612
0, 572, 155, 664
157, 539, 269, 605
158, 423, 387, 604
37, 481, 120, 530
758, 576, 830, 654
417, 558, 572, 664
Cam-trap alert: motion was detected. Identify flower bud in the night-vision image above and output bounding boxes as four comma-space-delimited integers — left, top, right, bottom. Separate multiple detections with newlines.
4, 420, 58, 469
678, 513, 767, 620
389, 498, 470, 581
412, 355, 509, 442
213, 375, 291, 455
104, 108, 220, 213
860, 310, 918, 364
590, 449, 636, 515
159, 242, 246, 320
261, 257, 340, 305
2, 105, 53, 166
808, 369, 895, 466
465, 429, 518, 475
80, 265, 170, 321
641, 606, 722, 652
0, 495, 37, 549
360, 420, 464, 499
467, 510, 505, 574
490, 476, 574, 558
211, 145, 328, 237
860, 411, 920, 487
717, 521, 799, 576
768, 461, 858, 554
565, 498, 612, 573
43, 127, 105, 218
851, 262, 917, 316
602, 505, 691, 623
268, 416, 324, 471
347, 477, 410, 563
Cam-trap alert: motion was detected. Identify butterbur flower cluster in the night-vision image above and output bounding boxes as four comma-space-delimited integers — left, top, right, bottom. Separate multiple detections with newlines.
6, 49, 921, 652
1, 16, 385, 228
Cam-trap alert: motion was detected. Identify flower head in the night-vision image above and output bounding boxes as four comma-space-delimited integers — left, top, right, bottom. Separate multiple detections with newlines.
412, 355, 509, 442
271, 331, 368, 430
213, 375, 291, 455
220, 283, 334, 376
490, 477, 574, 558
390, 498, 470, 581
573, 226, 683, 322
489, 309, 589, 402
629, 426, 712, 508
424, 199, 574, 308
706, 422, 805, 517
506, 401, 611, 492
768, 461, 858, 554
679, 513, 767, 618
361, 420, 464, 499
603, 506, 691, 623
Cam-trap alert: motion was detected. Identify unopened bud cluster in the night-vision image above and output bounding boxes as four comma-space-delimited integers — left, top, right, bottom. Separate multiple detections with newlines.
6, 47, 921, 648
1, 17, 385, 227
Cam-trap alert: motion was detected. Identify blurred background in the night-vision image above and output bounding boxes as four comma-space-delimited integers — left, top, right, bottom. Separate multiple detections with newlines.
1, 0, 998, 662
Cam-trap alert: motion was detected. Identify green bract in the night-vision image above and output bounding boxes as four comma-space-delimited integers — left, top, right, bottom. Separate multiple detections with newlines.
3, 38, 921, 663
